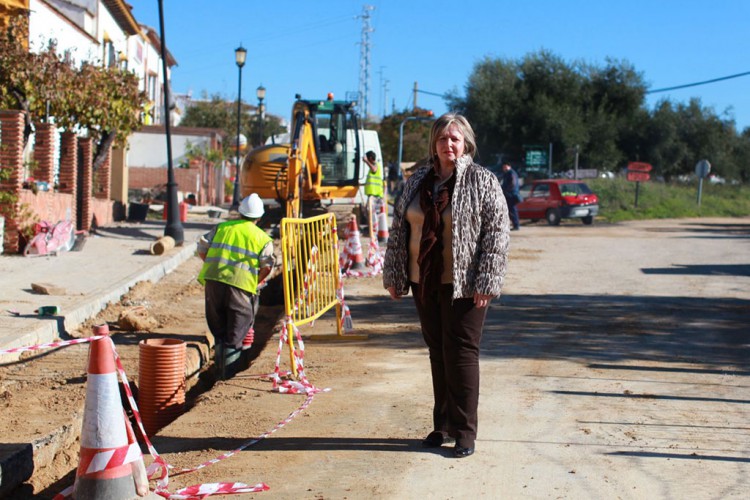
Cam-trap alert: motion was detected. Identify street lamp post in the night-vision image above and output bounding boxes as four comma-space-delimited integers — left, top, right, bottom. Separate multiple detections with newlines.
157, 0, 183, 244
231, 45, 247, 211
256, 85, 265, 146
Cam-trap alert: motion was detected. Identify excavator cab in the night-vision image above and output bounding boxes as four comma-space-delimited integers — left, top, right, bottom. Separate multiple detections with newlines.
291, 95, 361, 189
240, 94, 362, 221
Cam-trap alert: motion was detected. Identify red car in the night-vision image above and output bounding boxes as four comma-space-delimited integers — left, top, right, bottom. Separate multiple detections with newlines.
517, 179, 599, 225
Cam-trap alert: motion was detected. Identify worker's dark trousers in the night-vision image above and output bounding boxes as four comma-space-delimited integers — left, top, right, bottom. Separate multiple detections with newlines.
411, 282, 487, 448
205, 280, 258, 380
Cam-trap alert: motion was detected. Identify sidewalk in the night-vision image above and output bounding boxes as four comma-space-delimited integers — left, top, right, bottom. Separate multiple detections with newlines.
0, 210, 219, 362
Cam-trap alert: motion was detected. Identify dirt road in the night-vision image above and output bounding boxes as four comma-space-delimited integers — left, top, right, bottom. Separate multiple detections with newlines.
3, 217, 749, 499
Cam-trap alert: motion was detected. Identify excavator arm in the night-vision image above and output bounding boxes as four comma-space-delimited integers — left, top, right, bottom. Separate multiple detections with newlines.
285, 109, 321, 219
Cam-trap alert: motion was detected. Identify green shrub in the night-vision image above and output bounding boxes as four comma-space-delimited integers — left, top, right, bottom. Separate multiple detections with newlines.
587, 178, 750, 222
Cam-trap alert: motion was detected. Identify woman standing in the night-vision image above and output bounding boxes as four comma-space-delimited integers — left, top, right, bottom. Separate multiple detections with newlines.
383, 113, 510, 458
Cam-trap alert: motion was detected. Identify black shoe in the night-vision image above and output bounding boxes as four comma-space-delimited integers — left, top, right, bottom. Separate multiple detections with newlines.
453, 444, 475, 458
422, 431, 454, 448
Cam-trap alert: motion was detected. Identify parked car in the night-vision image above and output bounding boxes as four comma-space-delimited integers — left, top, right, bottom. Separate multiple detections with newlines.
516, 179, 599, 225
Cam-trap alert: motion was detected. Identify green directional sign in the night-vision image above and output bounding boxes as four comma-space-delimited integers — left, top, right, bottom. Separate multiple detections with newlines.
524, 146, 548, 167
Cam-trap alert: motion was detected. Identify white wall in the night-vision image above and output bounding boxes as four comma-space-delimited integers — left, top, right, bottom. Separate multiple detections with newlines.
128, 132, 212, 168
29, 0, 98, 64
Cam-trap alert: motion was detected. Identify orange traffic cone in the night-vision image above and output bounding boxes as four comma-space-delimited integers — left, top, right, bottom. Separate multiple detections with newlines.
345, 217, 365, 270
73, 337, 148, 499
377, 202, 389, 244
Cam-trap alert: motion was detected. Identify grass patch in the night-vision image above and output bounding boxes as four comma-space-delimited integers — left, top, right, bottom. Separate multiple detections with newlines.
586, 179, 750, 222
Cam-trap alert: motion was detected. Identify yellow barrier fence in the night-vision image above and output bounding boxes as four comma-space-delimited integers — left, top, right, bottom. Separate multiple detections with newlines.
280, 213, 366, 376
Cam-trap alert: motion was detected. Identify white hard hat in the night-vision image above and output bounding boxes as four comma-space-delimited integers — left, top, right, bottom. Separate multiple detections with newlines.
238, 193, 264, 218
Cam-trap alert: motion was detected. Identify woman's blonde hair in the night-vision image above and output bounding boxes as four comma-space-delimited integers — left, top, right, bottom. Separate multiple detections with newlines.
428, 113, 477, 162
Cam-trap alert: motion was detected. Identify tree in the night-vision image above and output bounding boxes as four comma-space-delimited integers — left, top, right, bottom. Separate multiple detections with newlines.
61, 62, 147, 170
447, 49, 750, 183
1, 14, 147, 170
180, 92, 286, 155
374, 108, 434, 166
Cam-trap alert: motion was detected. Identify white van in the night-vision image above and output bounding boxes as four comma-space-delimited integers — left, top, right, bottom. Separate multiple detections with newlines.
324, 128, 382, 207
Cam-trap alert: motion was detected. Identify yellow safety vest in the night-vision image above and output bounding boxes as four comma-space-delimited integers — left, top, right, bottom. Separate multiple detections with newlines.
198, 220, 272, 294
365, 161, 384, 197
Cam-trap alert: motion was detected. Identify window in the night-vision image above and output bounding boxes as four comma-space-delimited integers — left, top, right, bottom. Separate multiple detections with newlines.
560, 183, 593, 196
531, 184, 550, 197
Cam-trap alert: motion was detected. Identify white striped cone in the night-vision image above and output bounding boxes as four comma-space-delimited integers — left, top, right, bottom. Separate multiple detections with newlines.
73, 337, 143, 499
346, 218, 365, 269
342, 304, 354, 332
377, 203, 389, 243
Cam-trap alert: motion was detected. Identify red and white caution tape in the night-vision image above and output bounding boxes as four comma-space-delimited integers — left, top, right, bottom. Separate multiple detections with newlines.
77, 441, 143, 475
9, 335, 320, 499
0, 335, 107, 356
339, 238, 384, 279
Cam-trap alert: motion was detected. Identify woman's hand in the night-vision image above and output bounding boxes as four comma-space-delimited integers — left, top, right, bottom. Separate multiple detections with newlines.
473, 293, 492, 308
387, 286, 401, 300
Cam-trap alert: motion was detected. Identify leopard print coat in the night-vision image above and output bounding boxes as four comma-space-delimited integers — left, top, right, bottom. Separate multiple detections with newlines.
383, 154, 510, 299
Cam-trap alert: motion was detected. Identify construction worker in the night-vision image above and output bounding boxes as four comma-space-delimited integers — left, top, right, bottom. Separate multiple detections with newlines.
364, 150, 385, 229
197, 193, 275, 380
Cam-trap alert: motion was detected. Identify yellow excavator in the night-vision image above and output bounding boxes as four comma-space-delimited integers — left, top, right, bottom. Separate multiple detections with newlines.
240, 93, 364, 222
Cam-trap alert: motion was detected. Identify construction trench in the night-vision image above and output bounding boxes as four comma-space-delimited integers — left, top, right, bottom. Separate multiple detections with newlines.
0, 211, 383, 498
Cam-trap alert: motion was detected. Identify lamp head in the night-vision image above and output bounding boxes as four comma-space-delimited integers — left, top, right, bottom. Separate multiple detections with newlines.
235, 45, 247, 67
256, 85, 266, 101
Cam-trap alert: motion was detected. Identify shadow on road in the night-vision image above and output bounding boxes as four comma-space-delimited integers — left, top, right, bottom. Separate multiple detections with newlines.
343, 292, 749, 371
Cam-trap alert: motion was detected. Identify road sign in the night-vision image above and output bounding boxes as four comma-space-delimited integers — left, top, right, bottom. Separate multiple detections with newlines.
627, 171, 650, 182
695, 159, 711, 178
525, 149, 548, 167
627, 161, 652, 172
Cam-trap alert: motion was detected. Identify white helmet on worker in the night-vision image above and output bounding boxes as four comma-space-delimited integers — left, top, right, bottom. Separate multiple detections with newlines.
238, 193, 264, 218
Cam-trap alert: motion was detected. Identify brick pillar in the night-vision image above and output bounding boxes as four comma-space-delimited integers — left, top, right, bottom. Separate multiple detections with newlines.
94, 144, 111, 200
79, 137, 93, 231
32, 122, 56, 185
58, 131, 78, 228
0, 110, 26, 254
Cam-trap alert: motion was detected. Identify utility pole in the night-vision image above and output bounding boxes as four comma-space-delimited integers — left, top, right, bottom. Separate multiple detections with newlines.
413, 81, 418, 111
358, 5, 375, 118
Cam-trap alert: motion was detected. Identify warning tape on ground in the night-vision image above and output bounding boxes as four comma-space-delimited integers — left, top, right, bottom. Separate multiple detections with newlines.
3, 334, 324, 499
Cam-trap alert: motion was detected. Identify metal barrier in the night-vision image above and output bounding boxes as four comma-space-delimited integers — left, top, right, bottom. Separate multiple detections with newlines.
280, 213, 366, 376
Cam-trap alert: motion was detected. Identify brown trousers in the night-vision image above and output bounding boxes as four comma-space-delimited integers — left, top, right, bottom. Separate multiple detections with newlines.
411, 282, 487, 448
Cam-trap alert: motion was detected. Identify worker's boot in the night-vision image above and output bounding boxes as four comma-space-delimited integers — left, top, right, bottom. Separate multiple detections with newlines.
215, 342, 243, 380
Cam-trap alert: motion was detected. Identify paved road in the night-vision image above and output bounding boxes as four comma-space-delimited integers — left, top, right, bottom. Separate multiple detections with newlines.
2, 216, 748, 498
151, 217, 750, 499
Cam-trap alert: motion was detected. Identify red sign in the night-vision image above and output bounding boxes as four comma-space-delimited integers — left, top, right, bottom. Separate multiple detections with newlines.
628, 161, 653, 172
627, 171, 650, 182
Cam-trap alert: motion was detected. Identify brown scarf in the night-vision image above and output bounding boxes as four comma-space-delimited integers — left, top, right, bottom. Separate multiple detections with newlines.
417, 168, 456, 300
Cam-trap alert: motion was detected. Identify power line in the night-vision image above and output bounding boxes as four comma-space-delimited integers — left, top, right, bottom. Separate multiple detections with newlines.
417, 89, 448, 98
647, 70, 750, 94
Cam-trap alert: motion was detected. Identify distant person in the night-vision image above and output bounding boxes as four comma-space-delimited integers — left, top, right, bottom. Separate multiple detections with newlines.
364, 150, 385, 225
501, 162, 521, 230
197, 193, 275, 380
387, 161, 402, 194
383, 113, 510, 458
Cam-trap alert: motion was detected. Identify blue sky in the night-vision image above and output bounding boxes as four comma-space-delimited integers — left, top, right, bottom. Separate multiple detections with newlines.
128, 1, 750, 130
